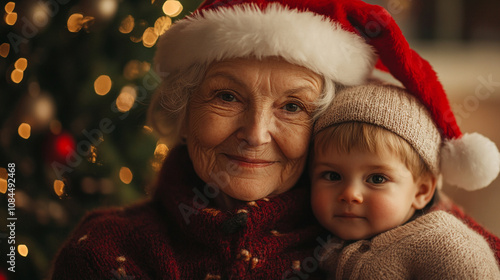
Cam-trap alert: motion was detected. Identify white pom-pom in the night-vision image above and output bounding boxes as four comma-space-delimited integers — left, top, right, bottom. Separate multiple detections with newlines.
441, 133, 500, 191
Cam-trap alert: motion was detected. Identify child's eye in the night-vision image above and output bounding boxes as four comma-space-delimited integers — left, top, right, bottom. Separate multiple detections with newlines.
367, 174, 387, 184
322, 172, 341, 181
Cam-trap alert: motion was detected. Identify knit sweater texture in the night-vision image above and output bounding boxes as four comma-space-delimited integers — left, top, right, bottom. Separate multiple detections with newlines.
319, 211, 500, 279
50, 145, 327, 279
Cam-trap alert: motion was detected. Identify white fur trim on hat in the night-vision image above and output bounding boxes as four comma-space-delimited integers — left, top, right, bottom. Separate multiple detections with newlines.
441, 133, 500, 191
155, 3, 376, 85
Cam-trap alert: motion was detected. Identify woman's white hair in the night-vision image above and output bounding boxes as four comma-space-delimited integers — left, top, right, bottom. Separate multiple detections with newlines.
147, 61, 336, 146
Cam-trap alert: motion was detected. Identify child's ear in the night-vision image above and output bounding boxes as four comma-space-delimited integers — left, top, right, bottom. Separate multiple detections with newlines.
412, 173, 437, 210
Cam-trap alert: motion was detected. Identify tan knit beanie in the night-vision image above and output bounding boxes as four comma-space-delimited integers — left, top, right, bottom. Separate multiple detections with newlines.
314, 81, 442, 174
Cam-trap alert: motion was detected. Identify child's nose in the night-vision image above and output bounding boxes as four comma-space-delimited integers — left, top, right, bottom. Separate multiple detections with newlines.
338, 184, 363, 204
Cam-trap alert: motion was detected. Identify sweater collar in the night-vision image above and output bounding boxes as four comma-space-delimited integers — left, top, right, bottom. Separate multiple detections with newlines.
153, 145, 320, 247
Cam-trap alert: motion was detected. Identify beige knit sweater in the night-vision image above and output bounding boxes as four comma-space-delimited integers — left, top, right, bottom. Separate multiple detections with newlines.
319, 211, 500, 279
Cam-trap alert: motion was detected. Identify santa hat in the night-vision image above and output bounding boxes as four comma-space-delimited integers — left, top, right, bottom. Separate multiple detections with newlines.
155, 0, 500, 190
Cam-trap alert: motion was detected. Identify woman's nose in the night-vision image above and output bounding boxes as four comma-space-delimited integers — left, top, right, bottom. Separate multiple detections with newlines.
237, 108, 272, 147
338, 184, 363, 204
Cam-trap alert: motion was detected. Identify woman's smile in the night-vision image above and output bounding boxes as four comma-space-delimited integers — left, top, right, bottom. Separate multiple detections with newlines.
223, 154, 276, 168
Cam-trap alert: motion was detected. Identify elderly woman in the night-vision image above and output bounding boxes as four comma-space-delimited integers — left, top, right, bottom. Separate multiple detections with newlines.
51, 0, 500, 279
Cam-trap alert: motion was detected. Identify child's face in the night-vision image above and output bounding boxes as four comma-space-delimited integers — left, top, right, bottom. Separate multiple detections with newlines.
311, 146, 425, 240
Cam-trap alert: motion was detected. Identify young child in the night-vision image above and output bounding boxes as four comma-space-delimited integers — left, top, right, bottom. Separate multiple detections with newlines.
310, 81, 500, 279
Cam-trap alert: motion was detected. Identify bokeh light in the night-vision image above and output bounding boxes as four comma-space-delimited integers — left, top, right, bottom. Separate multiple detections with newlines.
154, 16, 172, 36
94, 75, 112, 95
33, 95, 55, 125
67, 13, 94, 33
152, 143, 169, 171
154, 144, 169, 157
0, 168, 7, 194
18, 244, 28, 257
67, 13, 84, 32
123, 60, 150, 80
5, 12, 17, 25
32, 1, 50, 28
15, 58, 28, 71
11, 69, 23, 84
162, 0, 183, 17
0, 43, 9, 58
54, 133, 76, 159
88, 146, 97, 164
119, 15, 135, 34
18, 123, 31, 139
5, 2, 15, 13
98, 0, 118, 19
142, 27, 158, 48
54, 180, 65, 197
119, 167, 133, 184
116, 86, 137, 112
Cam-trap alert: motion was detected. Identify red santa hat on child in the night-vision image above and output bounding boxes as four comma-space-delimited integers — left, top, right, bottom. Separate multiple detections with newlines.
155, 0, 500, 190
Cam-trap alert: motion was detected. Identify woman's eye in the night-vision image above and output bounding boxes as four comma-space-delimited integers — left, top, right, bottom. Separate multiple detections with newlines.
217, 91, 236, 102
283, 103, 302, 112
322, 172, 341, 181
367, 175, 387, 184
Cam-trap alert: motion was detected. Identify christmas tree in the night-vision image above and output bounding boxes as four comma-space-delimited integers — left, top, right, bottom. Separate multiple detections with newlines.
0, 1, 202, 279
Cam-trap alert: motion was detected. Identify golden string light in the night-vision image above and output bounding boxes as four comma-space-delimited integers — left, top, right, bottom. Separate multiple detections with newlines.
67, 13, 95, 33
119, 167, 133, 184
88, 146, 98, 164
124, 13, 171, 48
18, 123, 31, 139
94, 75, 112, 96
10, 57, 28, 84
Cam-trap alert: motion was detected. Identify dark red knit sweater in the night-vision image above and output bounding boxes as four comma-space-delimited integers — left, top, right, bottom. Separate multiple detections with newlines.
50, 146, 328, 279
50, 145, 500, 279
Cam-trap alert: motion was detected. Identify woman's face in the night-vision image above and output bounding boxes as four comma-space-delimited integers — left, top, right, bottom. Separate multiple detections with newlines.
185, 58, 323, 201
